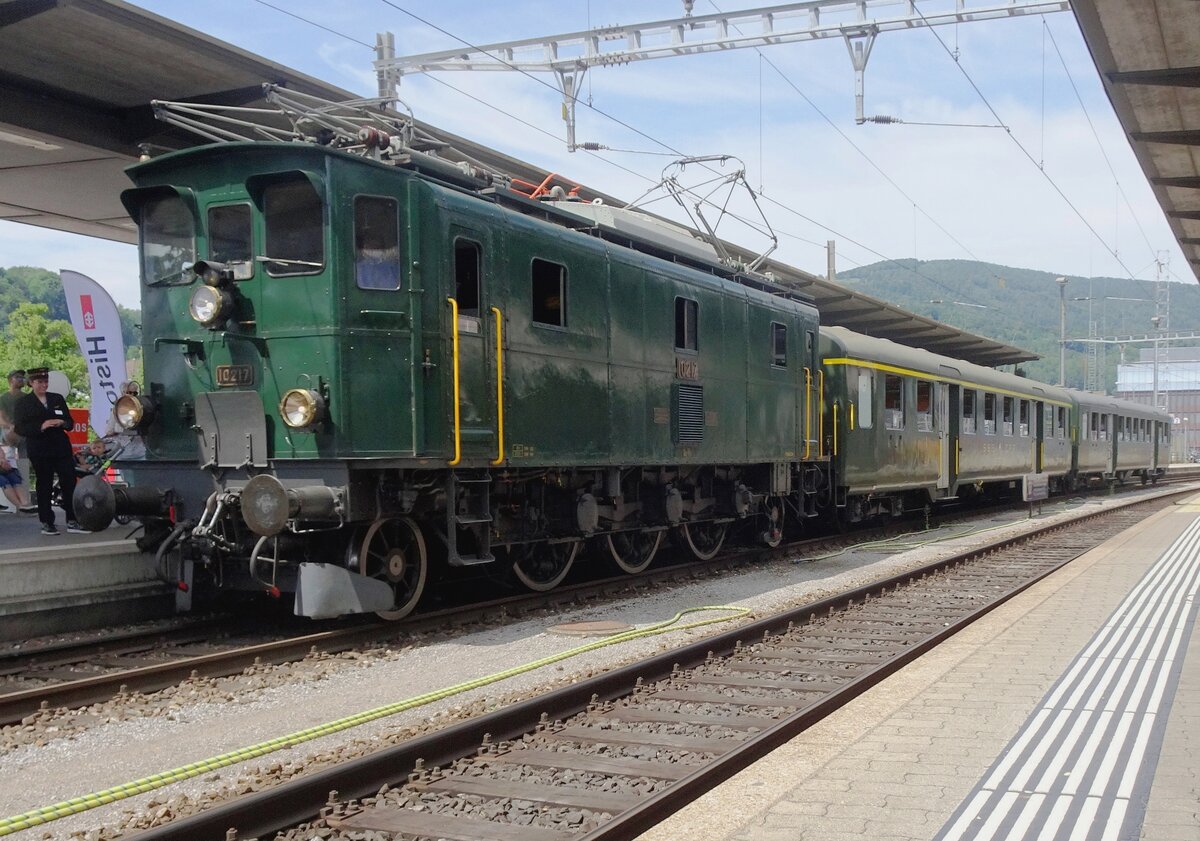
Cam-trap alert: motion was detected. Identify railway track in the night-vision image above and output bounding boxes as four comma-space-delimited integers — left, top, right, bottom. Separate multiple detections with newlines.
2, 477, 1194, 729
124, 484, 1190, 841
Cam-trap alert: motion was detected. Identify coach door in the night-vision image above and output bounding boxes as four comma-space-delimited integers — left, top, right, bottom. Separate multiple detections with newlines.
447, 230, 501, 464
937, 382, 952, 490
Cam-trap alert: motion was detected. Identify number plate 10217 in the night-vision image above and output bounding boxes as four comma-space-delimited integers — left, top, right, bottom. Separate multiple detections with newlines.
216, 364, 254, 387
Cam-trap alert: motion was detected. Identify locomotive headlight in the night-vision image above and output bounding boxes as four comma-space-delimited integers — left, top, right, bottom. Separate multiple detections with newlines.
280, 388, 325, 429
188, 285, 231, 327
114, 394, 150, 430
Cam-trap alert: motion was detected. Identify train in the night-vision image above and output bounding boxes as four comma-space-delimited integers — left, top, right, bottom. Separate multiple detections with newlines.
72, 102, 1170, 620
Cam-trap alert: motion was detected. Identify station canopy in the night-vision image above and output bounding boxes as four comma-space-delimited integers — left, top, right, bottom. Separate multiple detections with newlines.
0, 0, 1036, 366
1073, 0, 1200, 282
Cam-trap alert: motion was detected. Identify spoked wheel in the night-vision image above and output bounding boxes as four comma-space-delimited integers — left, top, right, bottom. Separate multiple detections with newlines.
606, 529, 663, 575
349, 516, 428, 620
679, 520, 729, 561
512, 540, 579, 592
761, 497, 785, 548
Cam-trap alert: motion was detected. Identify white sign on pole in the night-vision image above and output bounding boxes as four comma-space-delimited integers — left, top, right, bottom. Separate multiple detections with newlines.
61, 270, 126, 436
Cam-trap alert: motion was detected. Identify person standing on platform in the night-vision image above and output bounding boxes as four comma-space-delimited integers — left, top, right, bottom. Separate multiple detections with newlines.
0, 444, 36, 513
13, 368, 84, 535
0, 369, 31, 483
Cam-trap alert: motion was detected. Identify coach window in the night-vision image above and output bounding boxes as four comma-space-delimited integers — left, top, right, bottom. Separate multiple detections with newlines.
962, 388, 977, 434
1088, 412, 1098, 441
771, 323, 787, 367
884, 374, 904, 430
141, 194, 195, 285
1018, 399, 1030, 436
1056, 406, 1067, 439
1002, 396, 1014, 435
983, 393, 996, 435
207, 204, 252, 268
916, 380, 933, 431
263, 180, 324, 276
453, 239, 482, 317
857, 370, 873, 429
675, 298, 698, 351
1100, 413, 1109, 441
354, 197, 401, 291
532, 258, 567, 327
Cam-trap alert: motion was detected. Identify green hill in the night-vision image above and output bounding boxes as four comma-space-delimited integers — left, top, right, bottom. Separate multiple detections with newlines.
837, 259, 1197, 391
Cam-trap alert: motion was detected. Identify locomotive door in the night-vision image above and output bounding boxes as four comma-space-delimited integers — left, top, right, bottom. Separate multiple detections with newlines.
448, 230, 497, 462
937, 382, 952, 489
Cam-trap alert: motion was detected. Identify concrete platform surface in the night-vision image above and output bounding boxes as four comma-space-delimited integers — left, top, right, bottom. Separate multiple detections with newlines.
0, 506, 172, 640
638, 495, 1200, 841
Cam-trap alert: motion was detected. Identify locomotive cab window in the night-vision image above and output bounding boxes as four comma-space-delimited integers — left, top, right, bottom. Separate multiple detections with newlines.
983, 393, 996, 435
532, 259, 566, 327
140, 194, 195, 285
207, 204, 252, 273
1002, 396, 1014, 435
856, 370, 873, 429
353, 196, 400, 290
454, 239, 481, 317
770, 323, 787, 367
915, 381, 933, 431
675, 298, 698, 351
263, 180, 324, 276
1018, 399, 1030, 436
962, 388, 977, 434
884, 374, 904, 430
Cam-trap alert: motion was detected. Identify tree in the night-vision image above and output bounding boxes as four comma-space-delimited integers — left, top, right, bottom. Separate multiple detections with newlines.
0, 303, 89, 405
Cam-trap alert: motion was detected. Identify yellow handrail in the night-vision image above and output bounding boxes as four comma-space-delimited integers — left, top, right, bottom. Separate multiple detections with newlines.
446, 297, 461, 466
833, 401, 839, 457
818, 370, 825, 459
803, 367, 812, 460
490, 306, 505, 466
849, 402, 856, 431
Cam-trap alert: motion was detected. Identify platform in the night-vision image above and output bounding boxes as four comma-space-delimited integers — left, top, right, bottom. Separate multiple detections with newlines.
0, 508, 173, 641
639, 493, 1200, 841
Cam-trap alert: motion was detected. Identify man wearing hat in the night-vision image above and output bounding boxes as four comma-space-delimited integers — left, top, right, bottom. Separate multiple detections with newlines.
0, 370, 30, 483
13, 368, 84, 535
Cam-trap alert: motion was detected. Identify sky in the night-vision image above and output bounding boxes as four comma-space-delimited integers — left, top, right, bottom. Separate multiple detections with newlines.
0, 0, 1189, 311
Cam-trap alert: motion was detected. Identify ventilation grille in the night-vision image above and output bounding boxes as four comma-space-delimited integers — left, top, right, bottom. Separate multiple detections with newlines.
674, 384, 704, 444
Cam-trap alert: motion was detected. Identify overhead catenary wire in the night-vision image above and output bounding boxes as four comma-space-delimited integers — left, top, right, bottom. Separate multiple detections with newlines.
912, 5, 1142, 281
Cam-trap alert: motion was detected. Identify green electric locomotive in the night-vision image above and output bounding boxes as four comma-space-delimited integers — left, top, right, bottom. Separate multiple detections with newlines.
75, 136, 826, 618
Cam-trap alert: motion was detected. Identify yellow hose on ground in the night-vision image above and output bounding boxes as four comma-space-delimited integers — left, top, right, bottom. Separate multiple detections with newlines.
0, 605, 749, 836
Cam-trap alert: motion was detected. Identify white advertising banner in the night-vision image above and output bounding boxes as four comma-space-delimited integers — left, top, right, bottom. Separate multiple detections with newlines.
61, 270, 126, 436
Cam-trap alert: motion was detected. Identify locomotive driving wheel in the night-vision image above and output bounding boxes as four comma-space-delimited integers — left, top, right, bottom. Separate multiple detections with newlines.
350, 516, 428, 620
606, 528, 663, 575
512, 540, 579, 592
679, 519, 728, 561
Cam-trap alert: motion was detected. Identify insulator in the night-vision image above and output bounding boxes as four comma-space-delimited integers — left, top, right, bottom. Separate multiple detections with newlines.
865, 115, 902, 125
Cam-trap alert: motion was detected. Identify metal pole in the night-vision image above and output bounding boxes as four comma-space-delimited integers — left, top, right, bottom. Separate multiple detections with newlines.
1057, 277, 1068, 386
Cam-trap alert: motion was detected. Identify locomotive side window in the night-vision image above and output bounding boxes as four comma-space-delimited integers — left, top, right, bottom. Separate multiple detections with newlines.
1018, 399, 1030, 436
532, 258, 567, 327
983, 393, 996, 434
915, 381, 933, 431
141, 195, 195, 285
207, 204, 252, 267
675, 298, 698, 351
856, 370, 873, 429
770, 323, 787, 367
962, 388, 977, 434
884, 374, 904, 430
1002, 396, 1014, 435
264, 180, 324, 276
453, 239, 482, 316
353, 196, 401, 290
